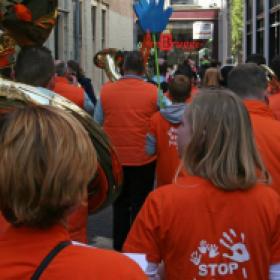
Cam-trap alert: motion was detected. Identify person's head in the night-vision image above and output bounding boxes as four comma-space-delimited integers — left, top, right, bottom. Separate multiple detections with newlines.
220, 65, 234, 87
228, 63, 267, 100
55, 60, 67, 77
123, 51, 145, 76
175, 63, 193, 80
246, 53, 266, 65
0, 104, 97, 228
67, 60, 84, 78
270, 55, 280, 80
210, 60, 219, 68
169, 75, 191, 103
177, 89, 270, 190
203, 67, 221, 88
15, 46, 55, 88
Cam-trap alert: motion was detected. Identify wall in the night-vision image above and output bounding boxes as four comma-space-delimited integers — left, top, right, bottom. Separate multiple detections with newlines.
45, 0, 134, 94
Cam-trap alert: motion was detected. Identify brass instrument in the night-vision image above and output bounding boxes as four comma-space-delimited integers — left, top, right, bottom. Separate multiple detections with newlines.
260, 64, 280, 95
94, 48, 124, 82
0, 1, 123, 213
0, 78, 122, 213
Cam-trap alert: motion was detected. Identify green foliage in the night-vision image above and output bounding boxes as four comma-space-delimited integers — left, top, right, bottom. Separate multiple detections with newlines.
231, 0, 243, 59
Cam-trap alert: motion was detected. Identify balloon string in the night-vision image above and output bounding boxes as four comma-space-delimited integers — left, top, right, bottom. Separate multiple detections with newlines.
152, 33, 164, 108
152, 33, 160, 87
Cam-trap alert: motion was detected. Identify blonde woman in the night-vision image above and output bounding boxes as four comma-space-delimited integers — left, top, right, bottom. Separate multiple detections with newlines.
124, 89, 280, 280
0, 105, 146, 279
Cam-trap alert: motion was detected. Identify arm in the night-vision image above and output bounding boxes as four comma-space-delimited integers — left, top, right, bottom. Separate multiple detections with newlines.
83, 92, 95, 115
94, 99, 104, 125
146, 133, 156, 156
123, 192, 162, 264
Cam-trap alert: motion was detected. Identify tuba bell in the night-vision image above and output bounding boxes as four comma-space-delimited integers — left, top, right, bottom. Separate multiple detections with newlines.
0, 77, 123, 213
93, 48, 124, 82
260, 64, 280, 95
0, 0, 123, 213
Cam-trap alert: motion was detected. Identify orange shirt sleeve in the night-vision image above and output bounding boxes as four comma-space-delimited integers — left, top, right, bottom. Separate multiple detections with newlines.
123, 191, 162, 263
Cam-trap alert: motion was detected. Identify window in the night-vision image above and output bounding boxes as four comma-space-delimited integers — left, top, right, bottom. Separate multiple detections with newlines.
256, 0, 264, 14
270, 0, 280, 9
246, 0, 253, 21
171, 0, 198, 5
91, 6, 96, 41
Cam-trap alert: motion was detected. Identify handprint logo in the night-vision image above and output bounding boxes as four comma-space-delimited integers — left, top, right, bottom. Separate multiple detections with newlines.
219, 229, 250, 263
208, 244, 219, 258
198, 240, 208, 254
133, 0, 173, 33
190, 251, 202, 266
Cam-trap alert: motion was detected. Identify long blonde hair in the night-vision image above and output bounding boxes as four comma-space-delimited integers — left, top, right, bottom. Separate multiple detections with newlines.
183, 89, 270, 190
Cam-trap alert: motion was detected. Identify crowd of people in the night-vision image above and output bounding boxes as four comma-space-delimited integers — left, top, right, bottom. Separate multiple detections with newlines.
1, 47, 280, 280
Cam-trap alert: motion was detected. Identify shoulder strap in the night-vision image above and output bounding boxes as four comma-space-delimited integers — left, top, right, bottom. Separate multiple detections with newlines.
31, 241, 71, 280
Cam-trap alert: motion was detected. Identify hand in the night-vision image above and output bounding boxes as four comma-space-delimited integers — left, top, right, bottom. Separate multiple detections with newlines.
190, 251, 201, 266
133, 0, 173, 33
219, 229, 250, 263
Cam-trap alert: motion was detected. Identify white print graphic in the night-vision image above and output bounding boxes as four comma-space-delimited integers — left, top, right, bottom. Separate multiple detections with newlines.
208, 244, 219, 258
190, 251, 202, 266
219, 229, 250, 263
167, 127, 178, 148
190, 229, 250, 279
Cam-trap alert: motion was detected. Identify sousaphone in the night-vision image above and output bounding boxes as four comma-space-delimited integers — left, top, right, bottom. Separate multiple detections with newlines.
0, 0, 122, 213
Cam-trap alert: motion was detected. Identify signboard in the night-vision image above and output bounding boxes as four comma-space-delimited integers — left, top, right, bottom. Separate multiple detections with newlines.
193, 21, 213, 40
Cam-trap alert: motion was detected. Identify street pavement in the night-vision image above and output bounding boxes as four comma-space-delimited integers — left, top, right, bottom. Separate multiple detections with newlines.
87, 206, 113, 249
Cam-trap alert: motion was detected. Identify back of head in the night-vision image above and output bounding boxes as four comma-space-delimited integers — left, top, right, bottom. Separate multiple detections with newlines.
55, 60, 67, 77
0, 104, 97, 228
123, 51, 144, 76
246, 53, 266, 65
169, 75, 191, 103
15, 46, 55, 87
182, 89, 269, 190
203, 67, 221, 88
175, 63, 193, 80
220, 65, 234, 87
270, 55, 280, 80
67, 60, 84, 78
228, 63, 267, 99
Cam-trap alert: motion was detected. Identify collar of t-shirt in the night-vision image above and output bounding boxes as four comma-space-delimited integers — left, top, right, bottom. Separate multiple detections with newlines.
121, 74, 145, 81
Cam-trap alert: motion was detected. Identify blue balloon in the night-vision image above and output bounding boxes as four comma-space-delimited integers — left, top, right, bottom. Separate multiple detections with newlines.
134, 0, 173, 33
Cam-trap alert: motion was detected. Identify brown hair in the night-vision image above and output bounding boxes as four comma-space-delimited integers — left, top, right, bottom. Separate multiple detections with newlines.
0, 105, 97, 228
169, 75, 191, 103
183, 89, 270, 190
203, 67, 221, 88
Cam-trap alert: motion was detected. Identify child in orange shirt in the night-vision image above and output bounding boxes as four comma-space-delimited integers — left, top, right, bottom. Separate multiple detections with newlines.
146, 75, 191, 187
124, 89, 280, 280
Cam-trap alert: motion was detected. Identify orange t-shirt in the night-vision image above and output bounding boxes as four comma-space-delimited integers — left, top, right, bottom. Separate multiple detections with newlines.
0, 224, 147, 279
101, 77, 158, 166
53, 76, 85, 109
124, 175, 280, 280
244, 100, 280, 194
149, 112, 181, 187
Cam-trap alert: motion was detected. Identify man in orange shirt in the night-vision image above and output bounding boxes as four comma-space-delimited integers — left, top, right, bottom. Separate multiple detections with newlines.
124, 90, 280, 280
94, 51, 158, 251
53, 61, 94, 114
12, 46, 105, 243
228, 63, 280, 194
146, 75, 191, 187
